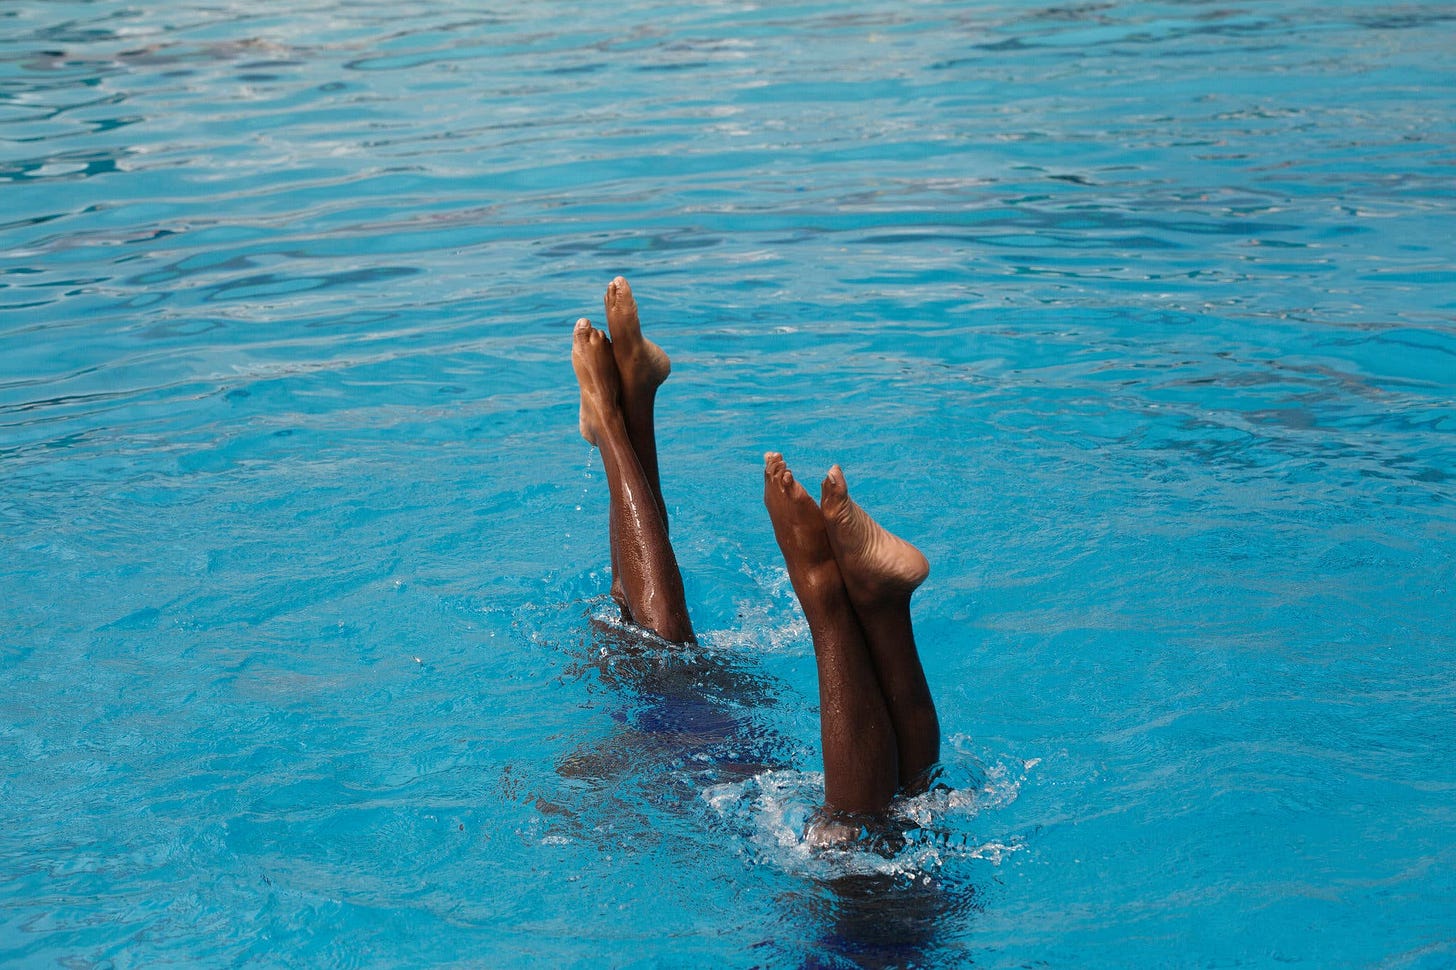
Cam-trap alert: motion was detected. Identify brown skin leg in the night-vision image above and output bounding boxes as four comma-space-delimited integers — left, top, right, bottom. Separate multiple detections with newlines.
602, 277, 672, 613
819, 464, 940, 790
573, 318, 695, 645
764, 452, 898, 816
605, 277, 670, 523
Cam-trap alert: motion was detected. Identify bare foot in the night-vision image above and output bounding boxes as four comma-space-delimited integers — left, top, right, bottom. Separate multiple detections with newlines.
820, 464, 929, 605
763, 452, 840, 600
571, 318, 619, 446
604, 276, 671, 412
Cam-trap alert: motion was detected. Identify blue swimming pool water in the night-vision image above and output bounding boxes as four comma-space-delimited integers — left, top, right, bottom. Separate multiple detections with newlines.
3, 0, 1454, 966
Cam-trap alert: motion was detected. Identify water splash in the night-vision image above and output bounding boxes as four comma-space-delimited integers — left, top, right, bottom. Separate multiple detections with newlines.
703, 751, 1036, 882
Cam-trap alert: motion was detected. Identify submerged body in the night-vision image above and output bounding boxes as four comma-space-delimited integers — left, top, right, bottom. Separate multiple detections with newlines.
572, 277, 940, 831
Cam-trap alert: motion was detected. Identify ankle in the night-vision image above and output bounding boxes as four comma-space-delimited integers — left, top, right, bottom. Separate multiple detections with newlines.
794, 560, 850, 613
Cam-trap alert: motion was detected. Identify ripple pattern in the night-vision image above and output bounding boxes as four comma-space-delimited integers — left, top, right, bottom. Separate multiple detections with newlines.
2, 1, 1454, 967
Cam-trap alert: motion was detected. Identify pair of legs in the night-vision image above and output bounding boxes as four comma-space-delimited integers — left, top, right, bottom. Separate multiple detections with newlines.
763, 455, 940, 822
572, 277, 695, 646
572, 277, 938, 827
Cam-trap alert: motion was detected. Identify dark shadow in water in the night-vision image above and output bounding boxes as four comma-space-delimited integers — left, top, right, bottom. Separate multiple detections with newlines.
552, 616, 800, 816
799, 871, 976, 970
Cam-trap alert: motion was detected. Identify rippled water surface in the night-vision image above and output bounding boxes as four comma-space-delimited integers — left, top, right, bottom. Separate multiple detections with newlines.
3, 0, 1454, 966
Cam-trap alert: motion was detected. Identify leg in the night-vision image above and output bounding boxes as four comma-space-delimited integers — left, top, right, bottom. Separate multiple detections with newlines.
603, 277, 673, 611
820, 465, 940, 791
573, 319, 695, 645
763, 453, 898, 816
605, 277, 671, 526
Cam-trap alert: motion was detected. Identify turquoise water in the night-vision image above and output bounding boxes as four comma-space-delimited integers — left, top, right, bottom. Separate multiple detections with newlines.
3, 0, 1454, 965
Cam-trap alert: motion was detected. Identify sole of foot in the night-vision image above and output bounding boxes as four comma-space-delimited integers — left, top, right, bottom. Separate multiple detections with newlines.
820, 464, 929, 604
604, 276, 671, 408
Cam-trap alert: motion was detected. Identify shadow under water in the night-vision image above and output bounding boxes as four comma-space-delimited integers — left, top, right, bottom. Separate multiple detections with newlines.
798, 870, 976, 970
538, 609, 993, 967
554, 615, 795, 804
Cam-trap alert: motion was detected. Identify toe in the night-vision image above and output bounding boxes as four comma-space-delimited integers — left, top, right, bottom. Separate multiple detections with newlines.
820, 466, 847, 511
606, 277, 635, 318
